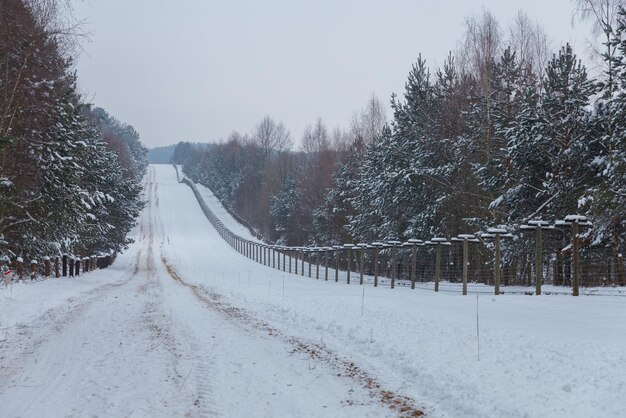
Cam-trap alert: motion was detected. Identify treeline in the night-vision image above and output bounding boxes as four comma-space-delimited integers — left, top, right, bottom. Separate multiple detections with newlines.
175, 6, 626, 250
0, 0, 147, 260
174, 99, 384, 245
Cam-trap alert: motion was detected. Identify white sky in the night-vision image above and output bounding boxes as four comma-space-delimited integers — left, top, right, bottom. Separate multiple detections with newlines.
73, 0, 592, 148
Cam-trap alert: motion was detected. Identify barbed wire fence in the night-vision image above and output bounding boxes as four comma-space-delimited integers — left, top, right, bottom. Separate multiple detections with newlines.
182, 165, 626, 296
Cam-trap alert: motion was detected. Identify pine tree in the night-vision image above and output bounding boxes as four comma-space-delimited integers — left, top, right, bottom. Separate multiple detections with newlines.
312, 138, 365, 244
496, 44, 596, 223
270, 176, 303, 245
581, 7, 626, 244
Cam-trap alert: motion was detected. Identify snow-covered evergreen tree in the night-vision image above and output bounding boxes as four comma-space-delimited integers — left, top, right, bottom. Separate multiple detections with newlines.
270, 176, 303, 245
494, 44, 596, 223
0, 0, 146, 260
580, 7, 626, 244
312, 138, 365, 244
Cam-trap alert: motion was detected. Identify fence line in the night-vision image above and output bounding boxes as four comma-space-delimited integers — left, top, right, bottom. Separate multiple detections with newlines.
173, 164, 265, 241
1, 253, 116, 285
178, 169, 626, 297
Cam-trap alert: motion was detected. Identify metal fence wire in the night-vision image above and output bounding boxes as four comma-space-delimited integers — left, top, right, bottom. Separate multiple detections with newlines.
180, 172, 626, 296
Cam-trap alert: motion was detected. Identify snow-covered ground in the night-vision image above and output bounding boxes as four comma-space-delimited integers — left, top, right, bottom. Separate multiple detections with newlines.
1, 164, 625, 417
195, 182, 262, 243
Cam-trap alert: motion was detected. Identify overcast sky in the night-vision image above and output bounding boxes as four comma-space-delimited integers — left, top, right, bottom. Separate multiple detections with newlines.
73, 0, 592, 148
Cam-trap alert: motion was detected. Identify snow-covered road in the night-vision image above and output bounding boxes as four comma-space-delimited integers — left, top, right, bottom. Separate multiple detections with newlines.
0, 166, 402, 417
2, 164, 625, 418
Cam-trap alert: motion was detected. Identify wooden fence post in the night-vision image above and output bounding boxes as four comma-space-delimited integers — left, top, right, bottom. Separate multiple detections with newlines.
75, 257, 80, 276
462, 239, 469, 295
62, 255, 67, 277
358, 244, 366, 285
16, 257, 24, 279
44, 256, 51, 277
388, 241, 401, 289
315, 249, 320, 279
452, 235, 480, 295
434, 244, 440, 292
520, 222, 551, 296
535, 229, 542, 294
308, 249, 312, 278
428, 238, 450, 292
572, 222, 580, 296
345, 244, 354, 284
494, 234, 502, 295
410, 240, 417, 289
557, 216, 592, 296
372, 243, 382, 287
55, 256, 60, 278
324, 248, 329, 281
30, 260, 38, 280
334, 246, 342, 282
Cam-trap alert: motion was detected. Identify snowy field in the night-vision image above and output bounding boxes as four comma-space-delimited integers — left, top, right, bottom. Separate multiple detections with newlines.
1, 164, 625, 417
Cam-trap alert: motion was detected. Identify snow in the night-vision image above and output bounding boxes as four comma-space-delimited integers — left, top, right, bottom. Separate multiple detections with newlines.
194, 182, 262, 243
564, 214, 588, 222
2, 164, 625, 418
182, 166, 626, 417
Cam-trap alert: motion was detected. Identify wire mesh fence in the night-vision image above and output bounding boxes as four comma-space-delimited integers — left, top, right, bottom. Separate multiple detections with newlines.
182, 174, 626, 296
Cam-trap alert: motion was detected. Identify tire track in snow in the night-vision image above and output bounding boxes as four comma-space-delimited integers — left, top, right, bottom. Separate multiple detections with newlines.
146, 166, 219, 417
186, 339, 220, 418
160, 255, 424, 418
0, 248, 142, 402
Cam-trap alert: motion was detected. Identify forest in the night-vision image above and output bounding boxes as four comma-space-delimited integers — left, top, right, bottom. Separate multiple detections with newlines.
0, 0, 147, 261
174, 4, 626, 284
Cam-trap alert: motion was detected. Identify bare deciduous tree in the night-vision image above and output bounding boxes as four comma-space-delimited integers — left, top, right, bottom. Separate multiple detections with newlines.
331, 127, 351, 154
459, 8, 502, 92
302, 117, 330, 154
508, 10, 550, 81
253, 116, 292, 158
351, 93, 387, 145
